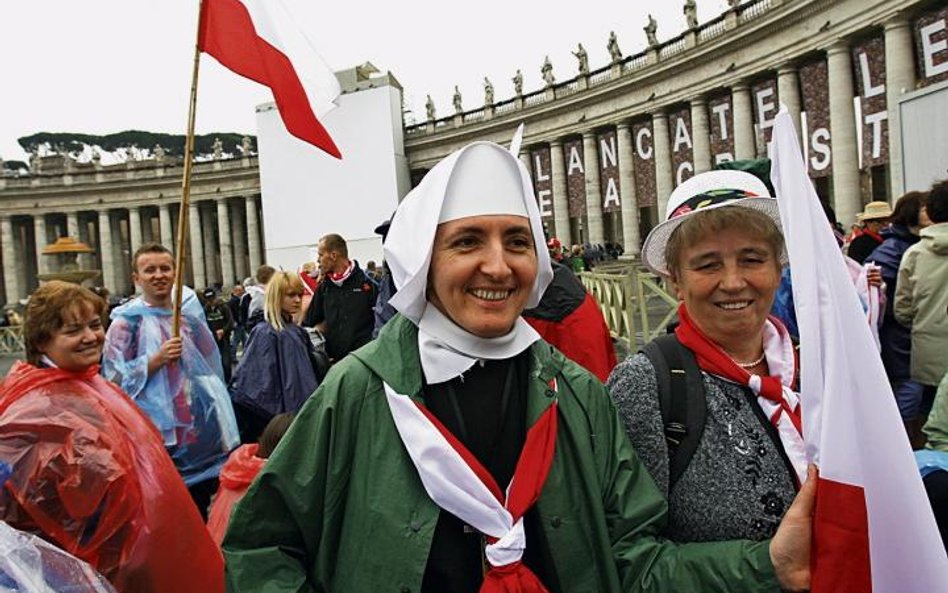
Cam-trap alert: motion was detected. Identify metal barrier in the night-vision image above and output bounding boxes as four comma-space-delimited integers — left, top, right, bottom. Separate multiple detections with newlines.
0, 326, 24, 354
578, 265, 679, 348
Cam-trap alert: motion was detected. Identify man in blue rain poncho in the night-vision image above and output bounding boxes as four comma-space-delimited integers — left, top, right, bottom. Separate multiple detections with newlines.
102, 243, 239, 518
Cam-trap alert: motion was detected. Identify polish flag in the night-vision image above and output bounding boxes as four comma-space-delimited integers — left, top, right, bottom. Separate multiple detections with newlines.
769, 108, 948, 592
199, 0, 342, 158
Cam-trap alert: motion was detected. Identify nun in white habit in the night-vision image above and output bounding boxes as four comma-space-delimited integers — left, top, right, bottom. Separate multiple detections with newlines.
222, 142, 815, 593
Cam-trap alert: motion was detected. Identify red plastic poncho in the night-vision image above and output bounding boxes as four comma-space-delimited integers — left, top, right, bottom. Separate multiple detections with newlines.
206, 443, 266, 545
0, 361, 224, 593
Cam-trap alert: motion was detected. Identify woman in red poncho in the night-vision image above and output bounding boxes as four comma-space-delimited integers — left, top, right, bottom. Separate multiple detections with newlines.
0, 281, 224, 593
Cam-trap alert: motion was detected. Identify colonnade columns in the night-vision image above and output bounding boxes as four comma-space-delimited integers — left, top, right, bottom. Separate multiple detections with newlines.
128, 207, 143, 257
188, 203, 207, 290
549, 141, 572, 246
615, 123, 641, 256
33, 215, 48, 276
246, 195, 263, 273
217, 199, 236, 288
732, 82, 756, 160
159, 204, 174, 252
97, 210, 118, 293
581, 132, 605, 245
653, 110, 674, 219
827, 40, 862, 226
885, 16, 916, 198
777, 65, 803, 141
231, 201, 249, 282
690, 97, 712, 174
1, 215, 21, 305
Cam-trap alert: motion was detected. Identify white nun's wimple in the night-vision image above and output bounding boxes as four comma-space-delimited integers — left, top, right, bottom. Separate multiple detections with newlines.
383, 141, 554, 383
385, 141, 553, 325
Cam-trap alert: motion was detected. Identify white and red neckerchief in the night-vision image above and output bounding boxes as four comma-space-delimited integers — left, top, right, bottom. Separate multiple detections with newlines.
328, 260, 355, 286
384, 378, 559, 593
675, 305, 807, 485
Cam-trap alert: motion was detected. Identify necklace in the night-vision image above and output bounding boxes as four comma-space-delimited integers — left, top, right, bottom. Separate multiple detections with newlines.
733, 351, 766, 369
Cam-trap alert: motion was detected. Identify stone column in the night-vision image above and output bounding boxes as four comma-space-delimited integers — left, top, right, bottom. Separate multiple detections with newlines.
732, 82, 756, 160
217, 198, 236, 287
33, 214, 48, 276
189, 203, 207, 290
201, 203, 219, 286
549, 140, 572, 246
690, 96, 712, 174
159, 203, 175, 251
828, 41, 862, 226
128, 207, 143, 256
615, 123, 641, 257
1, 215, 22, 305
245, 195, 263, 272
231, 200, 248, 281
67, 212, 79, 239
777, 65, 803, 140
653, 110, 675, 218
885, 16, 916, 198
581, 131, 605, 245
97, 210, 119, 293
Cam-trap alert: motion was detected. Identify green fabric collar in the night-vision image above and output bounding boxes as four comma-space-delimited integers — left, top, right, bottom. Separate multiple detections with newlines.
351, 313, 565, 407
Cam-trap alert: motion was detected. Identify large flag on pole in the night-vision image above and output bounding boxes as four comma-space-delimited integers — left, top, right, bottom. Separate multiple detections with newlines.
769, 107, 948, 592
199, 0, 342, 158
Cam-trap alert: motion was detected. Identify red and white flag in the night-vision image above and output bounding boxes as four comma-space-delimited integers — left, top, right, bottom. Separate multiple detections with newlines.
769, 108, 948, 592
199, 0, 342, 158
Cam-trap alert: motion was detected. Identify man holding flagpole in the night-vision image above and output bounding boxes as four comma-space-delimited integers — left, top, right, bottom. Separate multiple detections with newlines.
770, 106, 948, 592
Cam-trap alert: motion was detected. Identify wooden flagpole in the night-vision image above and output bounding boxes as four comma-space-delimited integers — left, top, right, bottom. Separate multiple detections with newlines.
172, 0, 205, 337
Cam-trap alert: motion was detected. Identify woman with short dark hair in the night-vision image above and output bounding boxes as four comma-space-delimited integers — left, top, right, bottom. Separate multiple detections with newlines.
0, 281, 223, 593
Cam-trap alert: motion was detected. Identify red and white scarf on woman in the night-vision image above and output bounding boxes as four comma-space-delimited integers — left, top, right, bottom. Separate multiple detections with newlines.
675, 304, 807, 485
384, 380, 558, 593
328, 260, 355, 286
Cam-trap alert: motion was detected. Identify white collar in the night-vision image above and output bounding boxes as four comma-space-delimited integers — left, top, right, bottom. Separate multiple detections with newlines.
417, 304, 540, 384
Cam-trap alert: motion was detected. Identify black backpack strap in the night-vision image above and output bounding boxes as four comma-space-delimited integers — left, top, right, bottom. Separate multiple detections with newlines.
641, 334, 707, 489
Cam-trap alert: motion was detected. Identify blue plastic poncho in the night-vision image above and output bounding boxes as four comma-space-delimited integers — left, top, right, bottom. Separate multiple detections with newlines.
102, 287, 239, 485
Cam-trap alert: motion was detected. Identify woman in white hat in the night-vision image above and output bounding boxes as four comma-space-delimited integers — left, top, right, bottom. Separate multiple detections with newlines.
848, 200, 893, 264
608, 170, 810, 546
223, 146, 813, 593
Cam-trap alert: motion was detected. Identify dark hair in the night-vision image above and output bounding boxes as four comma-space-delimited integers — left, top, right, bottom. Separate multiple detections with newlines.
23, 281, 106, 365
320, 233, 348, 258
132, 243, 173, 272
890, 191, 928, 227
257, 413, 295, 458
255, 264, 276, 285
927, 180, 948, 224
666, 206, 785, 280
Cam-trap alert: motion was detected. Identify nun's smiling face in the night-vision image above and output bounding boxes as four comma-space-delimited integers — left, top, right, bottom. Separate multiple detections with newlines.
428, 214, 537, 338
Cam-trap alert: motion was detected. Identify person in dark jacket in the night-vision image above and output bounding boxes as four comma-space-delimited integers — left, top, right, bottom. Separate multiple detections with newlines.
302, 233, 377, 362
203, 287, 235, 383
522, 261, 617, 382
848, 201, 892, 264
867, 191, 932, 439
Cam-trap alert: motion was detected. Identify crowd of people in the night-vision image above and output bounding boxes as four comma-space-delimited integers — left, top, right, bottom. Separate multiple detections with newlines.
0, 136, 945, 591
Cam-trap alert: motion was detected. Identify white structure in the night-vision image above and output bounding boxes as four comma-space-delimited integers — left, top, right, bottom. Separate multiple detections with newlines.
256, 64, 410, 272
899, 80, 948, 193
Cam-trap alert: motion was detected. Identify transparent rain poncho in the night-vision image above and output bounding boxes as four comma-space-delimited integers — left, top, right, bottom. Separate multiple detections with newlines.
102, 286, 239, 485
0, 521, 117, 593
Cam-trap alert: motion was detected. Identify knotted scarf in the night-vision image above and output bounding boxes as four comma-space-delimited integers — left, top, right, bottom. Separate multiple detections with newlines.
675, 304, 807, 483
384, 380, 558, 593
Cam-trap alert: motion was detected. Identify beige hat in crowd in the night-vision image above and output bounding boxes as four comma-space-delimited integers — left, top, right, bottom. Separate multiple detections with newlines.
857, 201, 893, 222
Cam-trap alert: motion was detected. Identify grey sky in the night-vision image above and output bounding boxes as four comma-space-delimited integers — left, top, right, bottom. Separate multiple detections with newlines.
0, 0, 729, 162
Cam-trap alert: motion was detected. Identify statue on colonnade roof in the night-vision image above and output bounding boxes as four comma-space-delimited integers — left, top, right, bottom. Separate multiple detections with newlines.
607, 31, 622, 64
573, 43, 589, 76
644, 14, 659, 47
541, 56, 555, 88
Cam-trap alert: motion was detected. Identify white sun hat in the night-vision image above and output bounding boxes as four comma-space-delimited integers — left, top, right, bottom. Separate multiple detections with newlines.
384, 141, 553, 325
640, 170, 785, 276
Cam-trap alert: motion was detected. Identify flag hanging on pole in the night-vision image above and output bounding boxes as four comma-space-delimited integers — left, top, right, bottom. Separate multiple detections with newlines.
199, 0, 342, 158
769, 107, 948, 593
